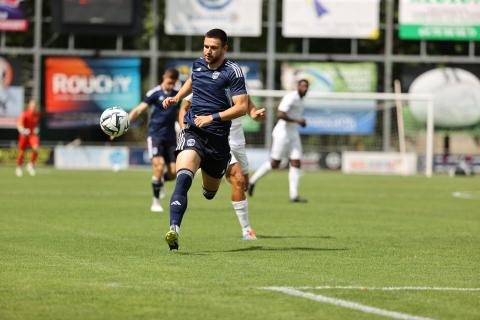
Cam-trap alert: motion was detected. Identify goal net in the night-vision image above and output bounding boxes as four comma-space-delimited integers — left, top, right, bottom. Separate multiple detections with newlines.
244, 90, 434, 177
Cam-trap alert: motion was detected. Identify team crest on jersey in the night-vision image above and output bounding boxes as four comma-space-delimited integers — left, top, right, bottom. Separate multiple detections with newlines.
159, 95, 165, 101
212, 71, 220, 79
187, 139, 196, 147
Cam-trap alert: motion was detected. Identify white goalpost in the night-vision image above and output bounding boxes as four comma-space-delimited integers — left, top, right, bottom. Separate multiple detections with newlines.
249, 89, 434, 177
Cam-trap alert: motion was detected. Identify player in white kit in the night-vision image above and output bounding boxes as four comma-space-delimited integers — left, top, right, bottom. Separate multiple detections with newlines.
248, 79, 309, 203
180, 94, 265, 239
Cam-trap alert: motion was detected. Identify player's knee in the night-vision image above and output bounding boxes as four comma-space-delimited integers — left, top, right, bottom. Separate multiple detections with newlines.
271, 160, 281, 169
290, 160, 301, 168
231, 172, 246, 191
202, 187, 217, 200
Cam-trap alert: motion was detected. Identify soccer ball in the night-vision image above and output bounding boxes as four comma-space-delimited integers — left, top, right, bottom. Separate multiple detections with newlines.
99, 107, 129, 138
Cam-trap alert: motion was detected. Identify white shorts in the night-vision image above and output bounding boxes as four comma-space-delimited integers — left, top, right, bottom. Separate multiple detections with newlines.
228, 122, 249, 174
270, 130, 302, 161
229, 143, 249, 174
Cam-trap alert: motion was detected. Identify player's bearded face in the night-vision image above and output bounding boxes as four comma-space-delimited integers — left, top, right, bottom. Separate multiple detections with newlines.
203, 37, 226, 65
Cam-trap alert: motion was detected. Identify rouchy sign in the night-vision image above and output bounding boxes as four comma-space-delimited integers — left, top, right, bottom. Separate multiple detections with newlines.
45, 57, 140, 128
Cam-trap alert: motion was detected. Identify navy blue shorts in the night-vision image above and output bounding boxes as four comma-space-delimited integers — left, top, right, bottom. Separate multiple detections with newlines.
176, 125, 231, 179
147, 136, 176, 163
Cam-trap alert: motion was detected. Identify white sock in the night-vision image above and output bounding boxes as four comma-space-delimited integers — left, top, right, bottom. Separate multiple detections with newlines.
250, 161, 272, 184
232, 200, 250, 230
170, 224, 180, 234
289, 166, 301, 199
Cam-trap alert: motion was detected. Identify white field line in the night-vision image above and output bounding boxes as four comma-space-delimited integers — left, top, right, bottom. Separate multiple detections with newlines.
451, 191, 480, 200
295, 286, 480, 292
261, 287, 434, 320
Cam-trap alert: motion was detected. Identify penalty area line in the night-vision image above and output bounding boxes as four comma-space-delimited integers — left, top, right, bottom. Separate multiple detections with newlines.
261, 286, 434, 320
295, 285, 480, 292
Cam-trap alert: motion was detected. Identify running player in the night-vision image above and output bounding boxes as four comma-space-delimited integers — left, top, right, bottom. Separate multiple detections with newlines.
248, 79, 309, 203
16, 99, 40, 177
180, 94, 265, 240
162, 28, 249, 250
129, 68, 180, 212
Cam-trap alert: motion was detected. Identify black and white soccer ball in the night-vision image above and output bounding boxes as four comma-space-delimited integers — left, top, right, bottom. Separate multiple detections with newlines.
99, 107, 129, 138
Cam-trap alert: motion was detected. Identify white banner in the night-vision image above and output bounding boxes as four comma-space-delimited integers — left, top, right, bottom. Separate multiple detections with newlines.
342, 152, 417, 176
282, 0, 380, 39
165, 0, 262, 36
54, 146, 129, 170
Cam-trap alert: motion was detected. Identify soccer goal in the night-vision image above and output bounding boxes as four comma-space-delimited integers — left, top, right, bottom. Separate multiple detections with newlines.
248, 89, 434, 177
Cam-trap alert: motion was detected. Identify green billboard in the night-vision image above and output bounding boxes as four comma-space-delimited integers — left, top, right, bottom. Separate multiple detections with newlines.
399, 0, 480, 41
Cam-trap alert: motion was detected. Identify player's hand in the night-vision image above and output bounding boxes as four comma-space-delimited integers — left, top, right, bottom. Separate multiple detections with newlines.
194, 115, 213, 127
109, 135, 116, 141
250, 108, 266, 121
163, 96, 178, 109
19, 128, 30, 136
298, 119, 307, 127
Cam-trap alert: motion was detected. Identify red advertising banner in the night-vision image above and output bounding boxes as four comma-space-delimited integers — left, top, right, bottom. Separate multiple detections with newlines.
45, 57, 141, 128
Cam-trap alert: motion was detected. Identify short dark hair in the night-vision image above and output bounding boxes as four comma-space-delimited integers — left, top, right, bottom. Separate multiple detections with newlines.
163, 68, 179, 81
298, 79, 309, 86
205, 28, 228, 47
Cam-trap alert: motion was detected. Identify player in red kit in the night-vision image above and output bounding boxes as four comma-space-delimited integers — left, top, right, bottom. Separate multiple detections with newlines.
16, 99, 41, 177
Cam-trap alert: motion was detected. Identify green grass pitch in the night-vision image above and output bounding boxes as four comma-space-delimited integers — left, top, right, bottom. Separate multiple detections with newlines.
0, 167, 479, 319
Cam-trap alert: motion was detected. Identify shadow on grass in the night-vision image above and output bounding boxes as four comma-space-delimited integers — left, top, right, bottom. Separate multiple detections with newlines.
174, 245, 347, 255
257, 234, 335, 240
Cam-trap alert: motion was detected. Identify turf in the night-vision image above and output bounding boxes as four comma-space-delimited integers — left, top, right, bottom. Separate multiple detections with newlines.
0, 167, 479, 319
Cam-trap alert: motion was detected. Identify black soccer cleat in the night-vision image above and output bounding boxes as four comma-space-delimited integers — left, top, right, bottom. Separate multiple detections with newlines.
247, 183, 255, 197
165, 230, 179, 250
290, 196, 308, 203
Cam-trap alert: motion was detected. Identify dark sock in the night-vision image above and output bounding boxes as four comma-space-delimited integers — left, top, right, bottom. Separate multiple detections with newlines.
202, 187, 217, 200
152, 178, 163, 199
169, 169, 194, 226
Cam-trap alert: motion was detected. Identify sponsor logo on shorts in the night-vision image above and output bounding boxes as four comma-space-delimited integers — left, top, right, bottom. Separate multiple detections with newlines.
212, 71, 220, 79
187, 139, 195, 147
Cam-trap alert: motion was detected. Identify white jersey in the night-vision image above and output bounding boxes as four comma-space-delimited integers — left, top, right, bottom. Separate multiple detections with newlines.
272, 91, 304, 136
270, 90, 304, 161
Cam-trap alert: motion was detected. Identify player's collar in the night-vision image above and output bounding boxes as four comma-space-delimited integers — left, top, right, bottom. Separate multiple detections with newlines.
207, 58, 226, 71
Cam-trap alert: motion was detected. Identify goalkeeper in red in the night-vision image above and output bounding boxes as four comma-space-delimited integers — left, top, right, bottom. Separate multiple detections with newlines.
16, 99, 41, 177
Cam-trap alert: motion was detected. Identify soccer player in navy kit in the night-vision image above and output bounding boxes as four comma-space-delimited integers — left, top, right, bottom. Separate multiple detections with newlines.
129, 68, 180, 212
162, 29, 249, 250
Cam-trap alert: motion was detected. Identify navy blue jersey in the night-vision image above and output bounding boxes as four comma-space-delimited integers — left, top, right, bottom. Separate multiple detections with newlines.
143, 86, 179, 140
184, 58, 247, 136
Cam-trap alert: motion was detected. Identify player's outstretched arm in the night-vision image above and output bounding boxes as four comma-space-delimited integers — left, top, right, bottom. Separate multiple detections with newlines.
194, 94, 248, 127
129, 102, 149, 122
248, 96, 265, 121
277, 111, 306, 127
163, 77, 192, 109
178, 99, 191, 129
